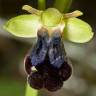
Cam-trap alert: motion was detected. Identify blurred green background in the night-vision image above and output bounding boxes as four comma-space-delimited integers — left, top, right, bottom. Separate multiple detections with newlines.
0, 0, 96, 96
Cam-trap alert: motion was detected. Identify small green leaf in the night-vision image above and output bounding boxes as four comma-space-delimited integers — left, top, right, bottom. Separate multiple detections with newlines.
63, 18, 94, 43
4, 14, 41, 38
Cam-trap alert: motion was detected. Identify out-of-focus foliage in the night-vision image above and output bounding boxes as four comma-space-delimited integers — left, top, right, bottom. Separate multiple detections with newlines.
0, 78, 25, 96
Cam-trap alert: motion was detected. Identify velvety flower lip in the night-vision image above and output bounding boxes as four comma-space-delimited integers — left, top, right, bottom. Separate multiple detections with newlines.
28, 72, 44, 89
44, 75, 63, 91
59, 61, 72, 81
24, 28, 72, 91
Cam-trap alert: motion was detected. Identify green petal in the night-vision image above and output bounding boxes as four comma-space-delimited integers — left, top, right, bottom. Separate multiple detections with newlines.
4, 14, 41, 38
63, 18, 94, 43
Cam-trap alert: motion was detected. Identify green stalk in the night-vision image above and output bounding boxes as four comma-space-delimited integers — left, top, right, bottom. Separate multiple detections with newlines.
25, 83, 38, 96
54, 0, 72, 13
38, 0, 46, 10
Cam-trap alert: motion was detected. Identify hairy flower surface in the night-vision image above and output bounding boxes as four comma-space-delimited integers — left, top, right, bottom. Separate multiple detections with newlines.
25, 28, 72, 91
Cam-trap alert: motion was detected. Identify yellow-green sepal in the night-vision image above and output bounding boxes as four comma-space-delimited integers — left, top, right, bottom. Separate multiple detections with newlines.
63, 17, 94, 43
4, 14, 41, 38
41, 8, 63, 27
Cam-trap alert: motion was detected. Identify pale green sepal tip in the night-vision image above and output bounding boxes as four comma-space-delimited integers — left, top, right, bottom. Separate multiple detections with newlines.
4, 14, 41, 38
63, 18, 94, 43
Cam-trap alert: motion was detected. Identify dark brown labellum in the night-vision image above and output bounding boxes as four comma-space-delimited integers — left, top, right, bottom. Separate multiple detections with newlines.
24, 28, 72, 91
59, 62, 72, 81
44, 75, 63, 91
28, 72, 44, 89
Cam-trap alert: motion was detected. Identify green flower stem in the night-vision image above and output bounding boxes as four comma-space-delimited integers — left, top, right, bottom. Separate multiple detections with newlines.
38, 0, 46, 10
54, 0, 72, 13
25, 83, 38, 96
